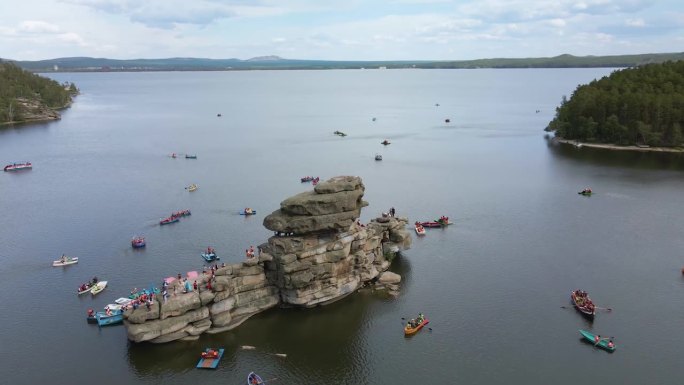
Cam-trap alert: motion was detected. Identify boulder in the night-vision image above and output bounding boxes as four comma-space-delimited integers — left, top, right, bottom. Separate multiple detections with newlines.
313, 176, 364, 194
159, 292, 201, 320
280, 189, 365, 216
378, 271, 402, 284
263, 208, 361, 234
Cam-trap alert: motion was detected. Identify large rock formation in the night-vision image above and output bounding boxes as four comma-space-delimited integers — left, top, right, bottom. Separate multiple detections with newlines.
123, 176, 411, 343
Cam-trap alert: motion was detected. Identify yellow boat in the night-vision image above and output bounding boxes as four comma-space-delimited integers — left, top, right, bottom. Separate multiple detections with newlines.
187, 184, 198, 192
404, 315, 429, 336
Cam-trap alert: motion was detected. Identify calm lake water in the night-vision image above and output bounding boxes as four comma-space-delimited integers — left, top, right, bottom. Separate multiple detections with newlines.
2, 68, 684, 385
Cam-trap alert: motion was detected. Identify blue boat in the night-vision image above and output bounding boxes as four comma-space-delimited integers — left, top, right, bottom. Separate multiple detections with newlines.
96, 309, 123, 327
201, 252, 219, 262
196, 348, 224, 369
247, 372, 264, 385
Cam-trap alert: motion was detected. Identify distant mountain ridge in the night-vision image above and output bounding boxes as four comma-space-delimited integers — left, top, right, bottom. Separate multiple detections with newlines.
5, 53, 684, 72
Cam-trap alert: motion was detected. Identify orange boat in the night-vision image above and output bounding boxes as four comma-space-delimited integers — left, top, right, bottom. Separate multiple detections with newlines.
404, 314, 429, 336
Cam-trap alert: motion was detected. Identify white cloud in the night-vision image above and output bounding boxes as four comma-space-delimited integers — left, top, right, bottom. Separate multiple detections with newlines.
626, 18, 645, 27
548, 18, 567, 27
19, 20, 61, 33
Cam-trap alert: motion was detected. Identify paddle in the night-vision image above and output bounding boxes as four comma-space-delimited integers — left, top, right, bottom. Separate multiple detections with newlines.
240, 345, 287, 358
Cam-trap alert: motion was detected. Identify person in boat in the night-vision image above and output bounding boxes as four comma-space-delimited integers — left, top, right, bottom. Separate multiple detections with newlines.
607, 340, 614, 348
594, 334, 601, 343
87, 308, 94, 317
105, 307, 112, 316
60, 254, 67, 263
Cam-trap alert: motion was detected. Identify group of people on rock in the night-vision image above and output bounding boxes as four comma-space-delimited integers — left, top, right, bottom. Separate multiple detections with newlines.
407, 313, 425, 328
245, 245, 256, 258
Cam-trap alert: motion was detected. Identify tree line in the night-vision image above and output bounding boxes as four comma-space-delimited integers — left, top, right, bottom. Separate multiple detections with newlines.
0, 61, 78, 124
546, 60, 684, 147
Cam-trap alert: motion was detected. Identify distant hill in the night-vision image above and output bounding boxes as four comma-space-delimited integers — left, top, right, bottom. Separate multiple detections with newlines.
4, 52, 684, 72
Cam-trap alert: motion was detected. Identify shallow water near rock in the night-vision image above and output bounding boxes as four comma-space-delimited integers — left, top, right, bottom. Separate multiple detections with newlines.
2, 68, 684, 385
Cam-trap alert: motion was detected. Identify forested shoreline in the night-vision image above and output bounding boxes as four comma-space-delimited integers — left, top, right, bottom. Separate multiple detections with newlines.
0, 61, 78, 125
546, 61, 684, 147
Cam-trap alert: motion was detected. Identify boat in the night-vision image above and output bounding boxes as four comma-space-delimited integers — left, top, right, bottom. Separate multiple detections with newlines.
4, 162, 32, 171
96, 309, 123, 327
77, 281, 95, 295
579, 330, 616, 352
86, 309, 97, 323
240, 208, 257, 215
160, 216, 179, 225
171, 209, 191, 217
418, 216, 452, 228
301, 176, 314, 182
381, 140, 391, 145
186, 184, 198, 192
404, 314, 429, 336
333, 130, 347, 137
375, 154, 382, 161
414, 223, 425, 235
578, 188, 593, 195
91, 281, 108, 296
201, 252, 219, 262
445, 118, 451, 123
570, 290, 596, 319
52, 256, 78, 267
247, 372, 264, 385
131, 236, 146, 248
185, 154, 197, 159
115, 297, 133, 305
196, 348, 225, 369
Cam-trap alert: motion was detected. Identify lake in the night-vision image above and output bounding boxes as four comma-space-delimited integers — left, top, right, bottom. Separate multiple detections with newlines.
2, 68, 684, 385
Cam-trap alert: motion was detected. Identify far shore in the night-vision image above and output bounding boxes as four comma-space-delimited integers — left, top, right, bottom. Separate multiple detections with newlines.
555, 138, 684, 153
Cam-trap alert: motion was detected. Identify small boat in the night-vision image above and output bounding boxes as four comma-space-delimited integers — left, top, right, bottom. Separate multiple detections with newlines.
570, 290, 596, 319
247, 372, 264, 385
381, 140, 391, 145
171, 209, 191, 217
52, 256, 78, 267
185, 154, 197, 159
131, 236, 146, 248
445, 118, 451, 123
160, 216, 179, 225
196, 348, 225, 369
578, 188, 593, 195
4, 162, 32, 171
333, 130, 347, 137
86, 309, 97, 323
91, 281, 108, 296
375, 154, 382, 161
579, 330, 616, 352
418, 217, 452, 228
404, 314, 429, 336
115, 297, 133, 305
96, 309, 123, 327
171, 153, 177, 158
201, 252, 219, 262
301, 176, 314, 182
186, 184, 198, 192
414, 223, 425, 235
77, 282, 95, 294
240, 208, 257, 215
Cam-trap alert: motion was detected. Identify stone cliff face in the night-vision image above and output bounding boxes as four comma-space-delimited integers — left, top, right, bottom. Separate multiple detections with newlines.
124, 176, 411, 343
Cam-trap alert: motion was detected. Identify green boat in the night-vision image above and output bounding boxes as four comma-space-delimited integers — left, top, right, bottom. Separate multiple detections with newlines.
579, 330, 616, 352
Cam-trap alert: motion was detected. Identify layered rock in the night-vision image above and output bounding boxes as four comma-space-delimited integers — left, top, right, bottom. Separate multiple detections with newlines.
124, 176, 411, 343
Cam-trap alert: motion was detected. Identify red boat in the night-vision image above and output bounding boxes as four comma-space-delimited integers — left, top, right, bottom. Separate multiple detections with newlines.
570, 290, 595, 319
160, 216, 179, 225
4, 162, 32, 171
418, 216, 451, 228
131, 236, 146, 248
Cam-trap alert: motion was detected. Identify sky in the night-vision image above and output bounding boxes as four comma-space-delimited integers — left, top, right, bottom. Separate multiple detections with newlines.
1, 0, 683, 61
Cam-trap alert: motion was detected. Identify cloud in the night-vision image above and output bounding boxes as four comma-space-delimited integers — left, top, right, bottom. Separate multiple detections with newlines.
625, 18, 645, 27
19, 20, 61, 33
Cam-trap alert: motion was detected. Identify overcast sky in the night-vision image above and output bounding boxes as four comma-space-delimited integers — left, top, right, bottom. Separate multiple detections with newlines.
1, 0, 683, 61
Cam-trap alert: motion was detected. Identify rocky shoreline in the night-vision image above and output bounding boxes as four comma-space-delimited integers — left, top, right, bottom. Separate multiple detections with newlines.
0, 97, 71, 126
555, 138, 684, 153
123, 176, 412, 343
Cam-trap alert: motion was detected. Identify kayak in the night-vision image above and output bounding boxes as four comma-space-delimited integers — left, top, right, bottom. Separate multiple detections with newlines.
579, 329, 616, 352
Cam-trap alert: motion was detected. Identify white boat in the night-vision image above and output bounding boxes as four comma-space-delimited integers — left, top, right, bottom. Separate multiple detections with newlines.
115, 297, 132, 305
187, 183, 198, 192
52, 256, 78, 267
105, 303, 122, 311
415, 224, 426, 236
91, 281, 108, 296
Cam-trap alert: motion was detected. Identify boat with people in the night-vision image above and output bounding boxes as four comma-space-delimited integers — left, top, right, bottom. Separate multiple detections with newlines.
185, 154, 197, 159
240, 208, 257, 215
131, 236, 146, 248
404, 313, 429, 336
301, 176, 315, 182
333, 130, 347, 137
171, 209, 191, 217
196, 348, 224, 369
4, 162, 32, 171
578, 188, 593, 195
95, 308, 123, 327
414, 222, 426, 235
381, 140, 391, 145
160, 216, 179, 225
247, 372, 264, 385
77, 277, 99, 294
418, 216, 452, 228
202, 247, 219, 262
186, 183, 198, 192
375, 154, 382, 161
91, 281, 108, 296
579, 330, 616, 352
570, 289, 596, 319
52, 255, 78, 267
